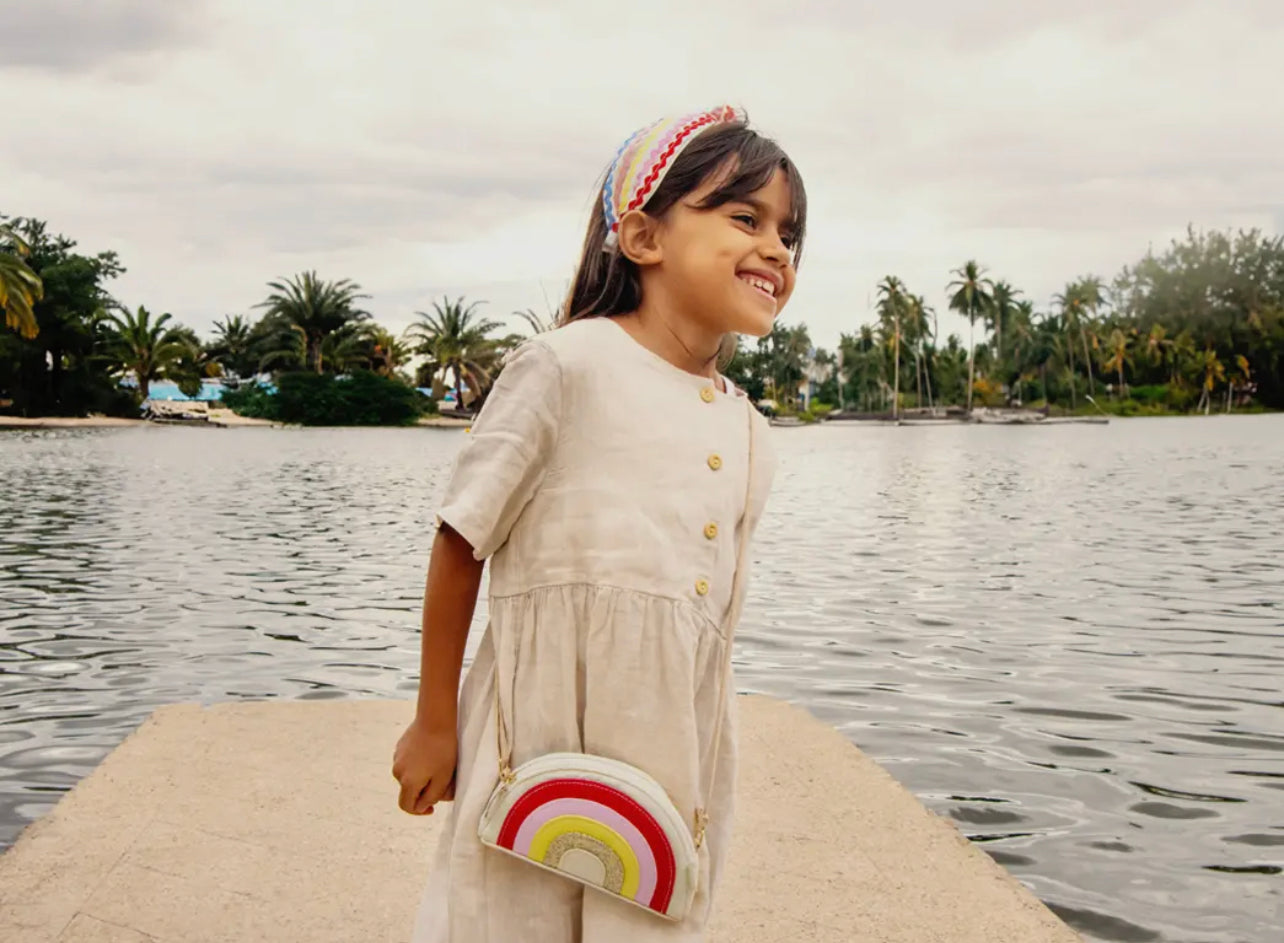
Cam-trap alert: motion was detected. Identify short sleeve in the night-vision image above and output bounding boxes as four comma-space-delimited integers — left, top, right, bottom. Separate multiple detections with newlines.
435, 339, 562, 560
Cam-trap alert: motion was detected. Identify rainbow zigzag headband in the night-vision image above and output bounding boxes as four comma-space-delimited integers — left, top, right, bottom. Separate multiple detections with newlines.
601, 105, 746, 250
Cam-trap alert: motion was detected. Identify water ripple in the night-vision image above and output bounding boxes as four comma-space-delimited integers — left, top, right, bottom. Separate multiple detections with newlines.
2, 417, 1283, 942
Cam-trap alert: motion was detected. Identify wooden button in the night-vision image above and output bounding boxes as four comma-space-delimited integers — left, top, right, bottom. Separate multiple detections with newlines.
703, 522, 718, 540
707, 454, 722, 471
700, 387, 716, 403
695, 579, 710, 596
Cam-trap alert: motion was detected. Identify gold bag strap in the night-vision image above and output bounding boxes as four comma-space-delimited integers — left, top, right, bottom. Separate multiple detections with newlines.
495, 395, 758, 850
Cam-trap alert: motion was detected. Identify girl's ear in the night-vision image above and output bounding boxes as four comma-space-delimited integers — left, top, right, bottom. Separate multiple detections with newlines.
616, 210, 663, 266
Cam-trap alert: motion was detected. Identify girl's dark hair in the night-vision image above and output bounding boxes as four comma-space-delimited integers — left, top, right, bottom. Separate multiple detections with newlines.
561, 118, 807, 326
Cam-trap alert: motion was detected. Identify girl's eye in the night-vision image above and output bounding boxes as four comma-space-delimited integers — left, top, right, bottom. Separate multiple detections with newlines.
732, 213, 757, 228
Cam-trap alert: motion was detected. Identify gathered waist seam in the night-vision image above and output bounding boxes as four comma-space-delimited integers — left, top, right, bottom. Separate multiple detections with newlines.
487, 579, 722, 633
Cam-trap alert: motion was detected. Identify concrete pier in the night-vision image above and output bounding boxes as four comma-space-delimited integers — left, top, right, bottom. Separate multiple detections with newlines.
0, 697, 1081, 942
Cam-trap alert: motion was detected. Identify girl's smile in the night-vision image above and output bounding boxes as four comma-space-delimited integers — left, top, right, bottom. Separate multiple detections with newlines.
736, 270, 781, 303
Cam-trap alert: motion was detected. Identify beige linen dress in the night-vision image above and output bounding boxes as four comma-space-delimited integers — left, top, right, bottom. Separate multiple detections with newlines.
411, 315, 775, 943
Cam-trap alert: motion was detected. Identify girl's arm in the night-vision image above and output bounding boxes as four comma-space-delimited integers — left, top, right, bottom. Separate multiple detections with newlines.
392, 339, 561, 815
392, 522, 484, 815
415, 522, 485, 725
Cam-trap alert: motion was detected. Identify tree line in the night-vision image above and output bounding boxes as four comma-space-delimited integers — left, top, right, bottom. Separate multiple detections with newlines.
0, 215, 541, 421
727, 227, 1283, 417
3, 214, 1281, 422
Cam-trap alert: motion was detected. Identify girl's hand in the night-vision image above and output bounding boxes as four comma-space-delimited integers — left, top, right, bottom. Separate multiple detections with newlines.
392, 718, 458, 815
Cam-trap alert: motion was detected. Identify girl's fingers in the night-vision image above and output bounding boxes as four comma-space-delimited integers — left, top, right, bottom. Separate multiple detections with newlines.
420, 772, 450, 810
398, 777, 427, 814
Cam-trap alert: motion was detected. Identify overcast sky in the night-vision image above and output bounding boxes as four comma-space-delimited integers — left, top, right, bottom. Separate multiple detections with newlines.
7, 0, 1282, 349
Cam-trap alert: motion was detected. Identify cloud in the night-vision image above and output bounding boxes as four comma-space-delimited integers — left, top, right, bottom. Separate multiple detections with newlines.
4, 0, 1281, 348
0, 2, 210, 71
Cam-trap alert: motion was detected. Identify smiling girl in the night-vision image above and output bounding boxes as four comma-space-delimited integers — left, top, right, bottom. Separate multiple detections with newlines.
394, 106, 807, 942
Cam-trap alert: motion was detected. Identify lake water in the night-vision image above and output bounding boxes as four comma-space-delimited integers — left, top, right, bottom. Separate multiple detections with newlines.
1, 417, 1281, 942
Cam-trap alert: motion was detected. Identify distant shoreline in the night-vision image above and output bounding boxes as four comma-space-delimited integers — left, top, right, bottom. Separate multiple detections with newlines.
0, 409, 277, 430
0, 416, 147, 430
4, 410, 1274, 432
0, 412, 471, 430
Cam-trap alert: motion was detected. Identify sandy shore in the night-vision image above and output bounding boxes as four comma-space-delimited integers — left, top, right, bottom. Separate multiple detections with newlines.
417, 415, 471, 428
0, 415, 147, 430
2, 413, 466, 430
205, 408, 279, 428
0, 411, 280, 430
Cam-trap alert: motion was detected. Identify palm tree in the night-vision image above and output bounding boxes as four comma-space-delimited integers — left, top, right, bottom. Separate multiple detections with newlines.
512, 307, 555, 336
366, 326, 413, 378
255, 272, 369, 374
258, 319, 396, 377
1101, 327, 1134, 398
166, 326, 221, 399
106, 306, 186, 401
1053, 283, 1085, 409
257, 322, 308, 373
407, 297, 503, 409
934, 333, 970, 407
1047, 328, 1074, 406
838, 326, 884, 412
905, 293, 934, 409
1228, 354, 1252, 412
1192, 347, 1225, 415
1024, 310, 1060, 406
946, 260, 994, 412
1061, 276, 1105, 398
807, 347, 838, 411
1143, 324, 1174, 379
207, 314, 257, 380
875, 276, 907, 417
320, 322, 377, 374
988, 281, 1021, 392
764, 322, 812, 408
1005, 300, 1036, 404
0, 225, 43, 340
1170, 331, 1198, 388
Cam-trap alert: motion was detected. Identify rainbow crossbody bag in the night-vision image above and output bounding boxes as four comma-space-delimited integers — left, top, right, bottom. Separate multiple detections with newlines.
477, 398, 758, 922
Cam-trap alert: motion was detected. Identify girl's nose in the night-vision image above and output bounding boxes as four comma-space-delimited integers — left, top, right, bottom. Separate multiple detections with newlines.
761, 234, 791, 266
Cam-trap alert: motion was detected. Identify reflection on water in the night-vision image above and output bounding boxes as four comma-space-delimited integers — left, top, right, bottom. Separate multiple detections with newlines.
2, 417, 1282, 942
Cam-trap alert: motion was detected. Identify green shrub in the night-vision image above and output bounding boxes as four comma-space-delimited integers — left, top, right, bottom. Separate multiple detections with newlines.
1165, 384, 1197, 412
1080, 395, 1176, 417
799, 402, 835, 423
224, 372, 423, 426
221, 383, 279, 419
274, 371, 422, 426
1128, 384, 1169, 405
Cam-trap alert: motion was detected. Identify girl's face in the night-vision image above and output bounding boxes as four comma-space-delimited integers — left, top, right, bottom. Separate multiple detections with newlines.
652, 168, 798, 338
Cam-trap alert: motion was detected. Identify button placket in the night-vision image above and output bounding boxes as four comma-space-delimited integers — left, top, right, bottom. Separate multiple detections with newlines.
698, 402, 727, 599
